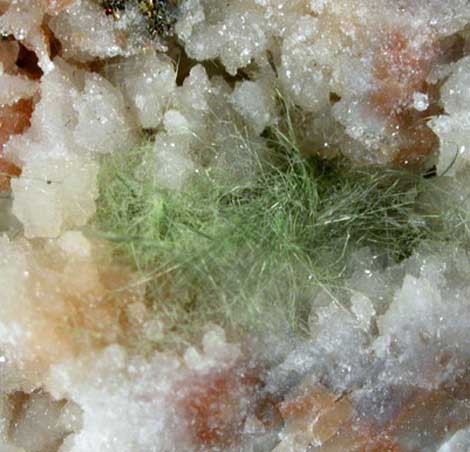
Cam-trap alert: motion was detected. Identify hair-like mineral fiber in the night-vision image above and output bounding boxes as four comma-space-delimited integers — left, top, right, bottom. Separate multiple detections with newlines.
94, 100, 470, 347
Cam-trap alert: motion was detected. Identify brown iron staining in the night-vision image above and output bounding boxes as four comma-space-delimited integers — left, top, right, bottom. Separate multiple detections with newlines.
370, 31, 466, 169
101, 0, 177, 39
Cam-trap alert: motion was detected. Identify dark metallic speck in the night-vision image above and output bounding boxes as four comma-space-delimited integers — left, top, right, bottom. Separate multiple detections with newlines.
100, 0, 177, 38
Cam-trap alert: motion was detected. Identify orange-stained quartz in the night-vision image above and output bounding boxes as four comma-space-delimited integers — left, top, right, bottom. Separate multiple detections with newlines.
0, 158, 20, 191
43, 24, 62, 60
372, 31, 437, 116
0, 40, 20, 74
311, 428, 402, 452
277, 382, 353, 448
254, 395, 283, 430
370, 31, 441, 167
393, 120, 439, 168
314, 379, 470, 451
0, 99, 34, 191
178, 364, 262, 448
11, 251, 141, 373
0, 99, 33, 149
278, 382, 336, 422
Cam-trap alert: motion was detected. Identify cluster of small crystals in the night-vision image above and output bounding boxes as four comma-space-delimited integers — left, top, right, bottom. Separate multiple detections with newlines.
268, 244, 470, 451
0, 0, 470, 451
4, 57, 139, 237
177, 0, 470, 165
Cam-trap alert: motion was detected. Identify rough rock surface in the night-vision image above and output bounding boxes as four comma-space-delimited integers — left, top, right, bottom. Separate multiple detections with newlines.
0, 0, 470, 450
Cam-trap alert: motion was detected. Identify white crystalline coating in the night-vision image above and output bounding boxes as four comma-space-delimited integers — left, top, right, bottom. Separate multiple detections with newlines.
104, 52, 176, 129
253, 0, 308, 34
176, 0, 267, 75
46, 347, 187, 452
5, 59, 83, 158
154, 133, 196, 191
73, 73, 138, 154
174, 0, 470, 163
438, 59, 470, 116
0, 74, 37, 106
177, 64, 212, 113
3, 58, 138, 238
429, 57, 470, 175
176, 0, 308, 76
0, 391, 81, 451
272, 243, 470, 393
331, 99, 394, 164
0, 0, 43, 39
184, 326, 241, 372
279, 16, 330, 114
48, 0, 129, 61
151, 66, 208, 190
270, 244, 470, 448
173, 0, 205, 43
268, 301, 372, 396
309, 0, 328, 14
231, 80, 276, 135
56, 401, 83, 436
44, 329, 242, 452
57, 231, 92, 258
366, 247, 470, 390
368, 245, 470, 388
377, 274, 441, 344
0, 237, 36, 358
152, 64, 271, 191
351, 293, 375, 330
163, 109, 191, 135
11, 152, 98, 238
48, 0, 167, 62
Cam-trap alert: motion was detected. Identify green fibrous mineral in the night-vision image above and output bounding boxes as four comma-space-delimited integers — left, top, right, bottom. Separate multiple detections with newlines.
93, 108, 469, 347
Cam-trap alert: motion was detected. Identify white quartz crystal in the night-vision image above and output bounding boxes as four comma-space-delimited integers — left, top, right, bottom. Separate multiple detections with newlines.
73, 73, 138, 154
0, 74, 37, 106
231, 80, 276, 135
4, 58, 137, 238
11, 152, 98, 238
429, 57, 470, 175
49, 0, 131, 61
104, 52, 176, 129
175, 0, 470, 163
176, 0, 267, 75
151, 64, 272, 191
